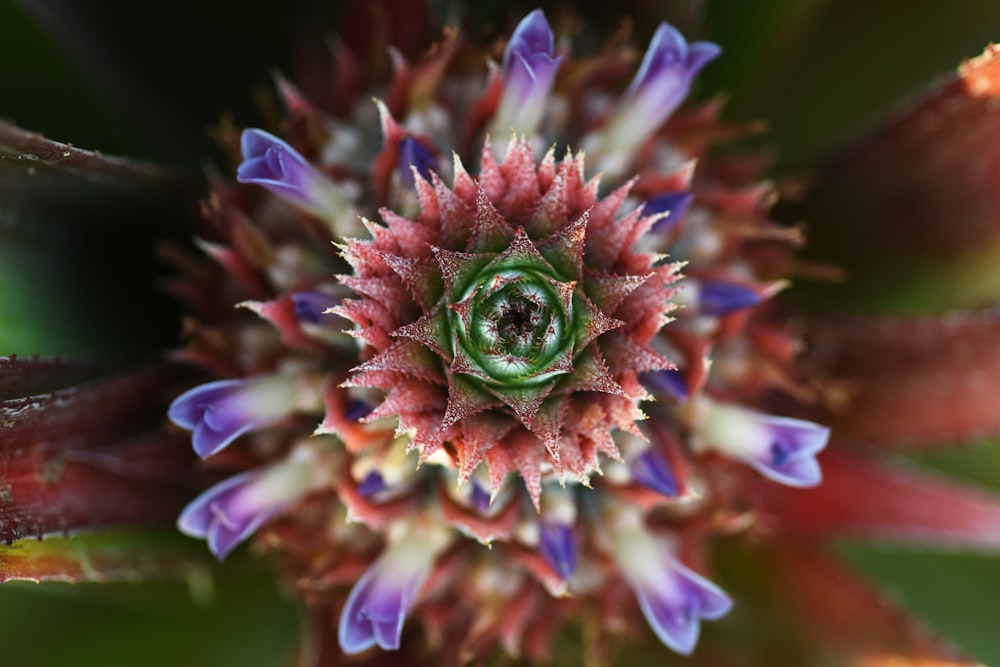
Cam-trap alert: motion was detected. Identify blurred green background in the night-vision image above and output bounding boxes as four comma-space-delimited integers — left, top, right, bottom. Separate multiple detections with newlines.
4, 0, 1000, 664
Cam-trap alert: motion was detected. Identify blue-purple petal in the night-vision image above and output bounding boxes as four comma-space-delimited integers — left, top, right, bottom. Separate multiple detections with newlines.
637, 560, 733, 655
748, 416, 830, 487
539, 523, 577, 580
358, 471, 386, 497
346, 399, 374, 422
502, 9, 554, 74
641, 368, 689, 401
291, 291, 339, 324
176, 469, 279, 560
167, 379, 243, 430
699, 280, 763, 316
398, 137, 435, 188
645, 192, 693, 232
630, 449, 679, 497
470, 481, 492, 513
339, 561, 420, 653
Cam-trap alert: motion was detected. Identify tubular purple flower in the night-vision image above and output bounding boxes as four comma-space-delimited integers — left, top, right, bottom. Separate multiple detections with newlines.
601, 23, 721, 154
338, 528, 447, 654
644, 191, 694, 233
539, 522, 577, 580
237, 128, 354, 220
168, 374, 299, 458
698, 279, 765, 316
608, 509, 732, 655
641, 368, 689, 401
492, 9, 562, 138
693, 400, 830, 487
629, 448, 679, 497
290, 290, 341, 324
177, 446, 322, 559
397, 137, 435, 189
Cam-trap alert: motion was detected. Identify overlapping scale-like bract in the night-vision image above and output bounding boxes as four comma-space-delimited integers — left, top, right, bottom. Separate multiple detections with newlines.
338, 139, 680, 505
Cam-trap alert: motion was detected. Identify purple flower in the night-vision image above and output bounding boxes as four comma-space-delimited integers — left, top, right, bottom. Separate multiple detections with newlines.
634, 558, 733, 655
641, 368, 689, 401
357, 470, 386, 497
539, 522, 577, 580
237, 128, 353, 219
694, 401, 830, 487
698, 279, 764, 316
168, 375, 298, 458
177, 450, 318, 559
630, 448, 679, 497
609, 512, 732, 655
290, 290, 341, 324
470, 480, 492, 513
646, 191, 694, 233
602, 23, 721, 153
338, 531, 442, 654
397, 137, 435, 188
492, 9, 563, 138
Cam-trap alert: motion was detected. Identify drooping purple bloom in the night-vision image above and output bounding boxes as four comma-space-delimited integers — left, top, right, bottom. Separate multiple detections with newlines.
603, 23, 721, 153
539, 522, 577, 580
609, 513, 732, 656
291, 290, 341, 324
492, 9, 563, 138
237, 128, 352, 219
694, 401, 830, 487
634, 559, 733, 655
338, 532, 441, 654
645, 191, 694, 233
630, 448, 679, 497
397, 137, 435, 188
698, 279, 764, 316
168, 375, 298, 458
177, 451, 317, 559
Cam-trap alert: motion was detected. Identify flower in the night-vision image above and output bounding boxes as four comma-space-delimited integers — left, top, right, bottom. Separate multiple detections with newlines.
599, 22, 721, 155
693, 399, 829, 487
607, 506, 733, 655
6, 3, 1000, 666
338, 525, 447, 653
167, 374, 302, 458
177, 442, 327, 558
237, 128, 356, 220
492, 9, 563, 137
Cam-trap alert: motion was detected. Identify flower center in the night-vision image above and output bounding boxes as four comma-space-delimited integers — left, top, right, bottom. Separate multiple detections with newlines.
450, 266, 575, 386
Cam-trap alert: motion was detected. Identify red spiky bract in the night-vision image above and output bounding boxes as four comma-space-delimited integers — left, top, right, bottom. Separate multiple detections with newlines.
337, 137, 681, 506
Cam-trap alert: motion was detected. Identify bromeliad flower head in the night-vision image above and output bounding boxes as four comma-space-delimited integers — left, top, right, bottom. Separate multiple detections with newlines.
163, 8, 838, 664
336, 138, 681, 505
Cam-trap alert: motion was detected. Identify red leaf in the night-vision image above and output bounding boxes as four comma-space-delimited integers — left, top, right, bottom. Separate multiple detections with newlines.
767, 543, 976, 665
802, 45, 1000, 282
810, 312, 1000, 447
0, 360, 197, 542
749, 447, 1000, 550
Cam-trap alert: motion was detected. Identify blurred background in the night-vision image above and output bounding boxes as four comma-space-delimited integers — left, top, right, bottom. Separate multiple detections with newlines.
4, 0, 1000, 664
